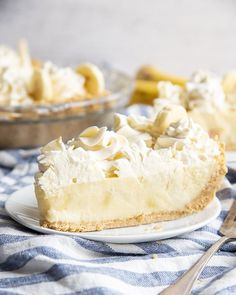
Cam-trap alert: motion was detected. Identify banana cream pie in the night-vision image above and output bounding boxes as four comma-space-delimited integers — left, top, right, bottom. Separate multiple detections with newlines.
0, 41, 114, 149
35, 104, 226, 232
0, 40, 106, 108
154, 70, 236, 150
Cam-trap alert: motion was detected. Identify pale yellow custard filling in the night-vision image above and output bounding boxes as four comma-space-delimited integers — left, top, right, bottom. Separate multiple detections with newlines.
36, 160, 218, 225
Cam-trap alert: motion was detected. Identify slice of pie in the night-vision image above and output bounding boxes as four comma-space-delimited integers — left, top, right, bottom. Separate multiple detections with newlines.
35, 104, 226, 232
152, 70, 236, 150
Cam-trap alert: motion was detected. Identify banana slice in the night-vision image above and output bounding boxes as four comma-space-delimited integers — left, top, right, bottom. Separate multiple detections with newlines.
153, 105, 187, 136
76, 63, 105, 96
136, 66, 187, 87
32, 68, 53, 102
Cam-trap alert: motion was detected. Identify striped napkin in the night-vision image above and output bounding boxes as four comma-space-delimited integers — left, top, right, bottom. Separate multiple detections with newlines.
0, 106, 236, 295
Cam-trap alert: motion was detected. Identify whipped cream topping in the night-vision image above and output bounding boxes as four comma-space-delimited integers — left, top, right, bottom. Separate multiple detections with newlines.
0, 46, 20, 69
152, 104, 188, 137
155, 70, 232, 112
0, 67, 32, 105
156, 117, 205, 149
155, 117, 219, 163
151, 98, 175, 119
0, 44, 33, 105
69, 126, 128, 161
39, 62, 85, 102
114, 113, 153, 146
157, 81, 182, 104
37, 137, 106, 196
184, 70, 225, 110
36, 104, 221, 195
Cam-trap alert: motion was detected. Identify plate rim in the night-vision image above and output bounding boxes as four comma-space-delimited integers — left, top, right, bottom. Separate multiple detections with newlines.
5, 185, 221, 243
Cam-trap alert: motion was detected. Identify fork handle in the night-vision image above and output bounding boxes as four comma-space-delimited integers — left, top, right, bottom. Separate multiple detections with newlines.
159, 236, 230, 295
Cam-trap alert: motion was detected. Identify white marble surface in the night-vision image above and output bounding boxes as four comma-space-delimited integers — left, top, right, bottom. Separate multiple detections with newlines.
0, 0, 235, 76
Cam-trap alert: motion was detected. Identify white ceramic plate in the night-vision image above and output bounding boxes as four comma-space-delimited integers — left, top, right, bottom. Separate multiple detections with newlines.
5, 185, 221, 244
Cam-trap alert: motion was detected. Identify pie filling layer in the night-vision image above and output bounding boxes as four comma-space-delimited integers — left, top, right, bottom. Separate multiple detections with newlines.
35, 151, 225, 232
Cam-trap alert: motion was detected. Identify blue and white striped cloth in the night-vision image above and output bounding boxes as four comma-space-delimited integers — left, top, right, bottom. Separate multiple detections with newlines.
0, 106, 236, 295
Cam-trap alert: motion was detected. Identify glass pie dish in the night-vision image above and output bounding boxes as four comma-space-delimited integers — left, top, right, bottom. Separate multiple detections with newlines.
0, 69, 133, 149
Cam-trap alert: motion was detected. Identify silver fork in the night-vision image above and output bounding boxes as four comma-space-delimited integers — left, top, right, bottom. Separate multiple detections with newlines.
160, 198, 236, 295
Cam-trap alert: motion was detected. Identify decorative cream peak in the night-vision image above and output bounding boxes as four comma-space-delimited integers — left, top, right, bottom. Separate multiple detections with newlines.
69, 126, 128, 161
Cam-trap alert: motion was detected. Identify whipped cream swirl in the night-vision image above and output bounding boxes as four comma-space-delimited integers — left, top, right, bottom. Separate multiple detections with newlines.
70, 126, 128, 161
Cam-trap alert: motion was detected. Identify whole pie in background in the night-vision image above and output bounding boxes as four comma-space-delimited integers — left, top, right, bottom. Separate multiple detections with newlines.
0, 40, 131, 148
